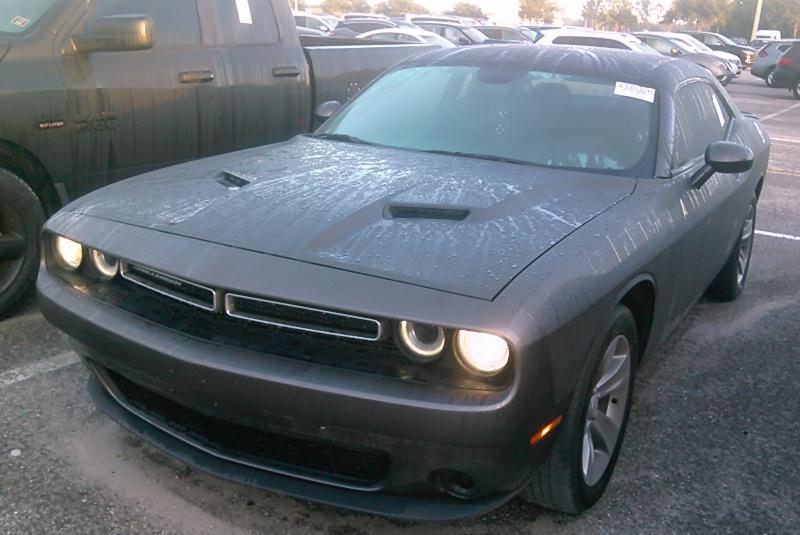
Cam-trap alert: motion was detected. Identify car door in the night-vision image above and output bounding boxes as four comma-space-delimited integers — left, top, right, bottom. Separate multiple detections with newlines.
196, 0, 311, 157
666, 80, 741, 319
58, 0, 206, 198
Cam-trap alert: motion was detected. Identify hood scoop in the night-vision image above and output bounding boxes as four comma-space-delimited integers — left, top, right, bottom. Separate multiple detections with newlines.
385, 204, 470, 221
218, 169, 255, 190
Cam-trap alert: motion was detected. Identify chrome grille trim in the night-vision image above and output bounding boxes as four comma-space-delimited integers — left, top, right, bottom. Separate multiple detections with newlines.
225, 293, 383, 342
120, 262, 217, 312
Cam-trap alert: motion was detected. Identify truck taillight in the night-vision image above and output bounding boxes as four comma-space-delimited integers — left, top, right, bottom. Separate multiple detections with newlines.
778, 55, 794, 67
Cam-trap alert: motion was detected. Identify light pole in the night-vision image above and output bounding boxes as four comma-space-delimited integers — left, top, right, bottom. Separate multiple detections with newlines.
750, 0, 763, 41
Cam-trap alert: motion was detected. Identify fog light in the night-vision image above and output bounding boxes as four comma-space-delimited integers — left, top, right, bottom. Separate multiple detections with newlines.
89, 249, 119, 279
454, 330, 509, 376
396, 321, 446, 363
53, 236, 83, 271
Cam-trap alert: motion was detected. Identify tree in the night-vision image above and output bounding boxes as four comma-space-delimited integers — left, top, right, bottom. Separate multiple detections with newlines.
519, 0, 557, 23
446, 2, 486, 19
374, 0, 428, 16
582, 0, 606, 29
762, 0, 800, 38
605, 0, 638, 30
664, 0, 731, 31
321, 0, 370, 15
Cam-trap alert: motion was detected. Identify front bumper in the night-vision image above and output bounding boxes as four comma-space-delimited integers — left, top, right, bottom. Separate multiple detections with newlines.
38, 269, 559, 520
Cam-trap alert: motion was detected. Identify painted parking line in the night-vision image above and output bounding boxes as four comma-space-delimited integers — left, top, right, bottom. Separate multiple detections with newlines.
760, 102, 800, 121
756, 230, 800, 242
0, 351, 79, 388
772, 137, 800, 144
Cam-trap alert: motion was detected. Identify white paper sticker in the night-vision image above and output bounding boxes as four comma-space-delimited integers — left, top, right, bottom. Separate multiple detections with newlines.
235, 0, 253, 24
11, 16, 30, 28
613, 82, 656, 104
711, 94, 726, 127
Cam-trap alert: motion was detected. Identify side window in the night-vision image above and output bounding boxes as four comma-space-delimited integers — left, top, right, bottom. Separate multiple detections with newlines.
294, 15, 305, 27
648, 38, 675, 55
672, 82, 732, 169
88, 0, 200, 48
481, 28, 501, 39
200, 0, 279, 45
777, 44, 791, 54
704, 35, 722, 46
442, 27, 464, 44
307, 17, 327, 31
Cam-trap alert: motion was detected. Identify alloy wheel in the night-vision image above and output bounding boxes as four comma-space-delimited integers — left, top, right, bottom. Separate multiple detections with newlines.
582, 334, 632, 487
737, 204, 755, 287
0, 199, 27, 295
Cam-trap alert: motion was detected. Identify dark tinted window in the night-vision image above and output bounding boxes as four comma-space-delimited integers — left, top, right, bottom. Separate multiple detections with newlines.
673, 82, 731, 168
0, 0, 59, 34
342, 21, 388, 33
200, 0, 279, 45
480, 27, 501, 39
787, 44, 800, 57
642, 37, 675, 55
89, 0, 200, 47
552, 36, 628, 49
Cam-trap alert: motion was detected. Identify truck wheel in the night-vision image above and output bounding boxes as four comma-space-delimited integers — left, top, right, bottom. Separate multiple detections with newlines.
0, 168, 45, 318
707, 198, 756, 302
521, 305, 637, 513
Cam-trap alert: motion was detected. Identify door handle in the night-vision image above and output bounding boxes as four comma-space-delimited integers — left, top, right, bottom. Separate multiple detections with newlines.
272, 66, 301, 78
179, 70, 215, 84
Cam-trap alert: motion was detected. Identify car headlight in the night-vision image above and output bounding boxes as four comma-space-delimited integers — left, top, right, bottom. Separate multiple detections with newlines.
89, 248, 120, 279
53, 236, 83, 271
454, 330, 510, 376
396, 321, 446, 363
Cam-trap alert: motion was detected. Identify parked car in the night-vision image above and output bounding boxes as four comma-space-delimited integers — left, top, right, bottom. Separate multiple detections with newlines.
752, 40, 800, 86
474, 25, 538, 43
415, 22, 490, 45
634, 32, 735, 85
0, 0, 429, 316
357, 28, 454, 48
39, 45, 769, 521
295, 26, 327, 37
536, 29, 660, 55
770, 42, 800, 98
343, 12, 389, 21
682, 31, 757, 67
668, 33, 743, 75
332, 19, 397, 37
294, 12, 334, 33
408, 15, 479, 26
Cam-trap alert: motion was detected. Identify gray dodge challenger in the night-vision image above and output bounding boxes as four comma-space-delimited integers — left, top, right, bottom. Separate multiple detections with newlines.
38, 46, 770, 520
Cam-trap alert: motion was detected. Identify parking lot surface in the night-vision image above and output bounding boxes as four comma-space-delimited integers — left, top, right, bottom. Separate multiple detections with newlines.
1, 73, 799, 535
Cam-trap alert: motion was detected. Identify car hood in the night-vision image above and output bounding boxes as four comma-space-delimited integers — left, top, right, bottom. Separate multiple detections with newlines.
712, 50, 739, 63
69, 136, 635, 300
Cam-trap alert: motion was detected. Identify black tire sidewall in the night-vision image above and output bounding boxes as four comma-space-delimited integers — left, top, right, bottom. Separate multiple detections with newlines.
0, 169, 45, 317
736, 199, 757, 292
574, 305, 638, 506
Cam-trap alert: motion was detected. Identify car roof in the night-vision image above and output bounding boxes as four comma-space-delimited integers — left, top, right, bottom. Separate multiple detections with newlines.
540, 28, 639, 42
402, 44, 695, 87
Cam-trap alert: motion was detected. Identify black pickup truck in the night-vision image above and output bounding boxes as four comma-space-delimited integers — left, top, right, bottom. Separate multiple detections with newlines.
0, 0, 429, 316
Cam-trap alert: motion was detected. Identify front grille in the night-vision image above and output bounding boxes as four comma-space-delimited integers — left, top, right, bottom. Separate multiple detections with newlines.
226, 293, 382, 341
121, 263, 216, 311
104, 367, 391, 486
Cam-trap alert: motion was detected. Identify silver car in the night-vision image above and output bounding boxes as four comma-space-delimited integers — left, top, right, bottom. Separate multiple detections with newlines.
752, 40, 800, 86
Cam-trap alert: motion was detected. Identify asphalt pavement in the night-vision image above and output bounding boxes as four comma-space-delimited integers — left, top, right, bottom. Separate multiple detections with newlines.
1, 72, 799, 535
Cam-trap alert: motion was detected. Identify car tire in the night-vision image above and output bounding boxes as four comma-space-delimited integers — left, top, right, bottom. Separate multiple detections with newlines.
765, 68, 775, 87
521, 305, 638, 513
0, 168, 45, 318
793, 78, 800, 99
707, 197, 757, 302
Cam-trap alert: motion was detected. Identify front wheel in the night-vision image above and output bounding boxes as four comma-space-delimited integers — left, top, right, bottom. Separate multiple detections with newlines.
0, 169, 45, 318
522, 305, 638, 513
793, 78, 800, 99
707, 198, 756, 302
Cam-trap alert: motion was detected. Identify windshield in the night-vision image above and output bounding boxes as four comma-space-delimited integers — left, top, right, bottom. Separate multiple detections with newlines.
627, 39, 661, 55
463, 27, 488, 42
519, 28, 541, 42
0, 0, 58, 34
319, 66, 657, 177
717, 33, 737, 46
422, 33, 456, 48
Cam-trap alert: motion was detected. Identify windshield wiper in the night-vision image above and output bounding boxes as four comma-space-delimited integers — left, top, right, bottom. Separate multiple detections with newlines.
312, 133, 377, 146
420, 149, 534, 166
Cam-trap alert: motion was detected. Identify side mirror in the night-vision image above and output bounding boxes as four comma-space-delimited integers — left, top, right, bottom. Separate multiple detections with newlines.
314, 100, 341, 122
320, 25, 329, 32
692, 141, 754, 188
70, 15, 155, 55
671, 47, 682, 56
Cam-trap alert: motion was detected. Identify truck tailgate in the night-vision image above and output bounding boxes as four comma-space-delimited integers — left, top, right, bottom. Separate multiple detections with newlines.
302, 38, 433, 109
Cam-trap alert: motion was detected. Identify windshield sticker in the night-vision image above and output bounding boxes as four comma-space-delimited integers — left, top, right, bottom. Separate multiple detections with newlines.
235, 0, 253, 25
613, 82, 656, 103
11, 16, 30, 29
